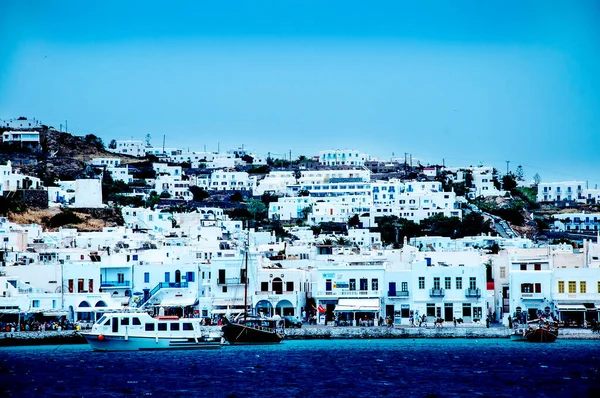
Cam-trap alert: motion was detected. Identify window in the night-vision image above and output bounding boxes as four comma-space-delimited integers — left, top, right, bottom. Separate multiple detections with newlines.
520, 264, 527, 271
469, 277, 476, 290
535, 283, 541, 293
222, 286, 227, 293
568, 281, 576, 293
598, 281, 600, 293
164, 272, 170, 283
521, 283, 532, 293
558, 281, 564, 293
371, 279, 379, 291
534, 264, 541, 271
132, 317, 141, 326
170, 323, 180, 331
426, 303, 436, 317
144, 272, 150, 283
499, 267, 506, 279
32, 300, 40, 308
186, 272, 195, 282
183, 323, 193, 331
360, 279, 368, 291
463, 303, 472, 317
158, 323, 167, 331
456, 277, 462, 290
261, 282, 269, 292
286, 281, 294, 292
349, 279, 356, 291
121, 318, 130, 326
418, 277, 425, 289
580, 281, 586, 294
401, 282, 408, 292
145, 323, 155, 331
445, 277, 451, 290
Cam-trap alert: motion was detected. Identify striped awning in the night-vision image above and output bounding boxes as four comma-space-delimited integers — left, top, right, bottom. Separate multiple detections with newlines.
556, 304, 586, 311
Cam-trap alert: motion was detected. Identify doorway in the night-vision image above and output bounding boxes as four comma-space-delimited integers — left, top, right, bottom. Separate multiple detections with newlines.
444, 303, 453, 321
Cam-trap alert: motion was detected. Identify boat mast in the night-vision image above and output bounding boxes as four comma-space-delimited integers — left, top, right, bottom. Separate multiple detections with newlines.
243, 228, 249, 323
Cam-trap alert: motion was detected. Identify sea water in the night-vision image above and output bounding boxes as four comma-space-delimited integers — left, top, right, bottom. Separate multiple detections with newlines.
1, 339, 599, 397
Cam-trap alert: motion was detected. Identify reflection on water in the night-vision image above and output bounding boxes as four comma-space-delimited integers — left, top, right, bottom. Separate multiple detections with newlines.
1, 339, 599, 397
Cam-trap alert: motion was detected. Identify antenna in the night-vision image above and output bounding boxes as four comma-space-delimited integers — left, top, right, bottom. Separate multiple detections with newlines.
162, 135, 166, 155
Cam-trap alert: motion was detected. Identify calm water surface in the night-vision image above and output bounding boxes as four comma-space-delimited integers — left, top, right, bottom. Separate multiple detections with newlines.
1, 339, 599, 397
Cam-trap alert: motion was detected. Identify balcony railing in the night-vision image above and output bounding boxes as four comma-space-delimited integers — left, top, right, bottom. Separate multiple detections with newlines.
101, 280, 131, 288
218, 277, 243, 285
314, 290, 382, 297
429, 288, 445, 297
465, 288, 481, 298
521, 292, 544, 299
388, 290, 409, 297
254, 290, 295, 295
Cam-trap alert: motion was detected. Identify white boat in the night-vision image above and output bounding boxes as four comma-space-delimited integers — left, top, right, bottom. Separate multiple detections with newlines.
82, 312, 222, 351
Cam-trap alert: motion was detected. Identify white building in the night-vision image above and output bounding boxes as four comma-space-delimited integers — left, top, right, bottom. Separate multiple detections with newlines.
552, 212, 600, 232
319, 150, 370, 166
74, 179, 103, 208
209, 170, 256, 193
1, 131, 41, 151
537, 181, 587, 203
0, 161, 43, 194
112, 140, 147, 157
255, 171, 297, 195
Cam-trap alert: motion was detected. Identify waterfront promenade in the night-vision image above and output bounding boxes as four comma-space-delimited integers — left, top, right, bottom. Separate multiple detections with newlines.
1, 324, 598, 346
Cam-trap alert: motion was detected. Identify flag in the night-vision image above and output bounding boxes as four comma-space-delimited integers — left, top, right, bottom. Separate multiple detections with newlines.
317, 304, 326, 313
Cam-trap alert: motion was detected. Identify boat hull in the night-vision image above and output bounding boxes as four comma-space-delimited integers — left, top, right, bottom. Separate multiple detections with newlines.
221, 322, 283, 345
82, 333, 222, 351
524, 328, 558, 343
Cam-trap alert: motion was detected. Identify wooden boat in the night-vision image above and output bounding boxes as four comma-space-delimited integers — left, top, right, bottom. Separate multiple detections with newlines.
221, 316, 284, 345
221, 234, 284, 345
524, 319, 559, 343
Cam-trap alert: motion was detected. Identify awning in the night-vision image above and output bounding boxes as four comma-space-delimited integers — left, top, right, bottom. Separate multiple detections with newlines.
556, 304, 586, 311
334, 298, 380, 312
211, 309, 245, 315
157, 296, 196, 307
42, 311, 68, 317
212, 300, 245, 307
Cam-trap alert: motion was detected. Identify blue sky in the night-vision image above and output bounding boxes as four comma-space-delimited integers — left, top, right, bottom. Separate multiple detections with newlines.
1, 1, 599, 185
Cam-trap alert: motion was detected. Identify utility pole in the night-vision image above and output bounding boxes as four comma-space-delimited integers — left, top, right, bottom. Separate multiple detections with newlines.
162, 135, 166, 154
505, 160, 510, 175
65, 120, 68, 133
59, 124, 62, 133
443, 158, 445, 167
404, 153, 408, 173
218, 142, 220, 153
289, 150, 292, 166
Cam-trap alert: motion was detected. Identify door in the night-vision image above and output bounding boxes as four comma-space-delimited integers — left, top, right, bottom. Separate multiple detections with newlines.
444, 303, 453, 321
112, 317, 118, 333
386, 305, 394, 320
175, 270, 181, 283
325, 279, 332, 292
388, 282, 396, 297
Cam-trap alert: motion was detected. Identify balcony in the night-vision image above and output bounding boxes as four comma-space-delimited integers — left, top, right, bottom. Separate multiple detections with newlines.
218, 277, 243, 285
314, 290, 382, 298
388, 290, 409, 298
101, 280, 131, 288
465, 288, 481, 298
521, 292, 544, 300
429, 288, 445, 297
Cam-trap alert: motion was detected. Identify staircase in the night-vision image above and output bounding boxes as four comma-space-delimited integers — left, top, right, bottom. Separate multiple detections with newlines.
137, 282, 189, 308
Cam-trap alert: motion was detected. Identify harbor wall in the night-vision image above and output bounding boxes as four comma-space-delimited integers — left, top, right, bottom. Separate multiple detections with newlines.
1, 327, 597, 346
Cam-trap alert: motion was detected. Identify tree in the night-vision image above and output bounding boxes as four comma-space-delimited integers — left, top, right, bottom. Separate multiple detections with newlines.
301, 205, 312, 220
189, 186, 209, 201
84, 134, 104, 150
108, 139, 117, 149
298, 189, 310, 197
247, 199, 267, 220
533, 173, 542, 186
159, 191, 171, 199
241, 154, 254, 164
502, 173, 517, 191
348, 214, 361, 228
515, 165, 524, 181
230, 191, 244, 202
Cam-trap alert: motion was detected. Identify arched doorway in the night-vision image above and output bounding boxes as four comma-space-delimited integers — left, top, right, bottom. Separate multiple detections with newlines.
272, 278, 283, 294
276, 299, 294, 316
77, 301, 92, 322
255, 300, 273, 317
175, 270, 181, 283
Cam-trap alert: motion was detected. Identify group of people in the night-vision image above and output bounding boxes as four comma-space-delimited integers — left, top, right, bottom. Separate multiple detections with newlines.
1, 318, 83, 333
